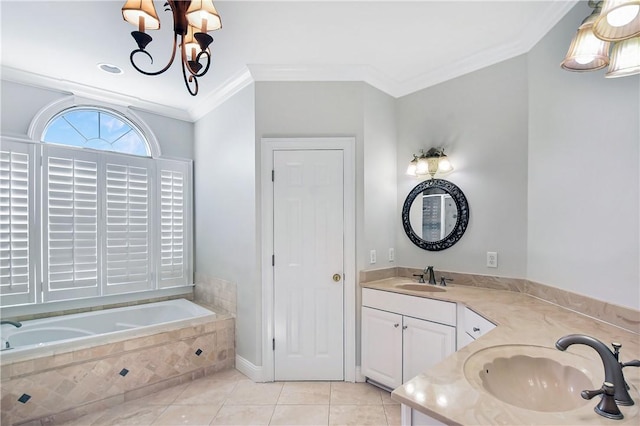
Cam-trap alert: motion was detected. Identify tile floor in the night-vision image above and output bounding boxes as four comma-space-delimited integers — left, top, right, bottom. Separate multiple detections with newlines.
59, 369, 401, 425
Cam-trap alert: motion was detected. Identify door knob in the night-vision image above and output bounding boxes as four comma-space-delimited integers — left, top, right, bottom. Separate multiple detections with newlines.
332, 274, 342, 282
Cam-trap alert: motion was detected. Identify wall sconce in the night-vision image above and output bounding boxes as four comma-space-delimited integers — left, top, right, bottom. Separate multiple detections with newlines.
406, 148, 453, 179
562, 0, 640, 78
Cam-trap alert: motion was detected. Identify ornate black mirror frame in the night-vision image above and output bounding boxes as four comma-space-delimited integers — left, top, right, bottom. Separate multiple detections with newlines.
401, 178, 470, 251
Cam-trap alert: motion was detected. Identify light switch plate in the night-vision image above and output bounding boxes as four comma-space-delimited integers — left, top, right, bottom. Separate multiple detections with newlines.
370, 250, 377, 264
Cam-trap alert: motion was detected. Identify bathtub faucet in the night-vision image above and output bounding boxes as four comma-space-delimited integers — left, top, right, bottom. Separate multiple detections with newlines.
0, 320, 21, 328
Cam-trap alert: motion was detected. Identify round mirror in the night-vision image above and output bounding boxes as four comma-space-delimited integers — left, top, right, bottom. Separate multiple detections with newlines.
401, 179, 469, 251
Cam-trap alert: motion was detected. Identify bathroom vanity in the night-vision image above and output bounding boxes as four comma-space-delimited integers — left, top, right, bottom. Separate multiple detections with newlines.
360, 277, 640, 425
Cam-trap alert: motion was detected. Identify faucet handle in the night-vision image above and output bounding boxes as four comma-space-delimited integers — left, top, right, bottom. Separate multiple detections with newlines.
621, 360, 640, 368
612, 342, 622, 360
439, 276, 452, 286
582, 382, 624, 420
412, 273, 425, 283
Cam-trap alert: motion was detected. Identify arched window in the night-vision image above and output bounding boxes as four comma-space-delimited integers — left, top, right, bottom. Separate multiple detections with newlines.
42, 107, 150, 156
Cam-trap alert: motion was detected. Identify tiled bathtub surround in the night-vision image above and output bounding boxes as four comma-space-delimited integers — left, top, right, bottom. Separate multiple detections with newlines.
360, 267, 640, 333
195, 273, 237, 315
0, 309, 235, 426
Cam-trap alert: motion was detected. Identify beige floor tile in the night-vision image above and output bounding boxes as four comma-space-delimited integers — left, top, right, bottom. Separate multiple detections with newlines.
330, 382, 382, 405
173, 378, 238, 405
207, 369, 249, 382
151, 404, 221, 425
134, 382, 191, 405
269, 405, 329, 425
379, 389, 399, 405
88, 402, 168, 425
225, 380, 284, 405
277, 382, 331, 405
383, 404, 401, 426
329, 405, 387, 426
211, 405, 275, 425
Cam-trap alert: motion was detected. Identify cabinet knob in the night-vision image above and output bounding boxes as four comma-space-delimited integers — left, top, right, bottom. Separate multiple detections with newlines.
394, 323, 399, 328
402, 325, 408, 330
473, 327, 480, 332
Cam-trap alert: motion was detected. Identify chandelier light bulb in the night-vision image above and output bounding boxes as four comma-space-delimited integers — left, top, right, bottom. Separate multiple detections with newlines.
607, 4, 640, 26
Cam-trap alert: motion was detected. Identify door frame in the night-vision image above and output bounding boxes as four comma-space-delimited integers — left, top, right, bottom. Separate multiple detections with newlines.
261, 137, 356, 382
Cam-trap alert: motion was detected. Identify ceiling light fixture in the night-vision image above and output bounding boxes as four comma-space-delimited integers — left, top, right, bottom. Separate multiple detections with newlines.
406, 148, 454, 179
562, 0, 640, 77
121, 0, 222, 96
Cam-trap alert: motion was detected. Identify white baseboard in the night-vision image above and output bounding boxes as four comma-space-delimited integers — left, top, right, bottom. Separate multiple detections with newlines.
235, 354, 264, 382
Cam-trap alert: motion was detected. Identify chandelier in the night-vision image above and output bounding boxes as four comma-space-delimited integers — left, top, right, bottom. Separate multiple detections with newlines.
562, 0, 640, 78
121, 0, 222, 96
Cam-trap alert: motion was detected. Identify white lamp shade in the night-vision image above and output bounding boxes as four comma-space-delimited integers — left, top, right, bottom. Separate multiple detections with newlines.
561, 14, 610, 71
593, 0, 640, 41
186, 0, 222, 32
606, 36, 640, 77
122, 0, 160, 30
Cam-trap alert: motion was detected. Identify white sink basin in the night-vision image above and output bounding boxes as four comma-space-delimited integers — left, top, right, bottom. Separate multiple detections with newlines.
395, 284, 446, 293
464, 345, 600, 412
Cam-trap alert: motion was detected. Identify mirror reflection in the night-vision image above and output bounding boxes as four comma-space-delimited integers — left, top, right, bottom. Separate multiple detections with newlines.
409, 189, 458, 242
401, 179, 469, 251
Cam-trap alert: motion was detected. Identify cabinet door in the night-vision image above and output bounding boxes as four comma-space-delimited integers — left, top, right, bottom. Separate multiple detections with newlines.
402, 316, 456, 383
361, 307, 403, 388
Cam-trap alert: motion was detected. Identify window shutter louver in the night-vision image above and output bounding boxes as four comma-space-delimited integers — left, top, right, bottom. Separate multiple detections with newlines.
157, 160, 190, 287
104, 156, 152, 294
0, 141, 36, 305
43, 145, 100, 301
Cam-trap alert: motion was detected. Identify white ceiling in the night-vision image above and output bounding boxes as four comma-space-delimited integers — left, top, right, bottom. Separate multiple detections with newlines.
1, 0, 578, 121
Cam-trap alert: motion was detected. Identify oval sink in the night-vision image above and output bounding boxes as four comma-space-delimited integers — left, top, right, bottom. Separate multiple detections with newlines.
396, 284, 446, 292
464, 345, 599, 412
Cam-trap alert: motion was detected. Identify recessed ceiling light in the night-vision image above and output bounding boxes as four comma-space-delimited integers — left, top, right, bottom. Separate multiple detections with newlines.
98, 63, 123, 75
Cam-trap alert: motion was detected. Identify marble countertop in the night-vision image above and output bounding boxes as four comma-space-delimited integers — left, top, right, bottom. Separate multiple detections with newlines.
361, 277, 640, 425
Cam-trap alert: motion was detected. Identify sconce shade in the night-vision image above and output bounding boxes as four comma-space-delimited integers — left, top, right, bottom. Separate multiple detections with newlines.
593, 0, 640, 41
606, 36, 640, 76
187, 0, 222, 32
561, 8, 610, 71
407, 148, 454, 178
122, 0, 160, 30
183, 25, 202, 59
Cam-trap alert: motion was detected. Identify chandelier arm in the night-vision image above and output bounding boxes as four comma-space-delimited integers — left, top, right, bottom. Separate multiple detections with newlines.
180, 52, 199, 96
129, 33, 179, 76
192, 50, 212, 77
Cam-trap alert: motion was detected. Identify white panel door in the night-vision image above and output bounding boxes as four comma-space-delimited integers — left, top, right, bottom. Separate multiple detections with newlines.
273, 149, 344, 380
402, 316, 456, 383
361, 307, 403, 389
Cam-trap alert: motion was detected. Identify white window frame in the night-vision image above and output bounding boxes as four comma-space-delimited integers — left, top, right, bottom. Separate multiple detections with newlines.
0, 139, 193, 309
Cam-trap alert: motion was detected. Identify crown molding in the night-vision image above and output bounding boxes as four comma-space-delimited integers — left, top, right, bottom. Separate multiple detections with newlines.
1, 66, 193, 122
188, 67, 255, 121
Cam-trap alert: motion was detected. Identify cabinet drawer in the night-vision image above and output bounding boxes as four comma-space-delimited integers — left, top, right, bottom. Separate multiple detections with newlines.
464, 307, 495, 339
362, 288, 456, 326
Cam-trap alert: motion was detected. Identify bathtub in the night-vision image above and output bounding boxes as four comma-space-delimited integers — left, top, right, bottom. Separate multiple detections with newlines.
1, 298, 214, 354
0, 299, 235, 426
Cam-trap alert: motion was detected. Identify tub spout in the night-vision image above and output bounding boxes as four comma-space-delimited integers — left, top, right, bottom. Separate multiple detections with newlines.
556, 334, 635, 406
0, 320, 21, 328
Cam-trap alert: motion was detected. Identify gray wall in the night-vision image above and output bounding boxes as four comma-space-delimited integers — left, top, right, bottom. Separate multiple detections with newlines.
0, 80, 194, 159
396, 56, 529, 278
364, 84, 398, 271
193, 84, 259, 365
527, 3, 640, 309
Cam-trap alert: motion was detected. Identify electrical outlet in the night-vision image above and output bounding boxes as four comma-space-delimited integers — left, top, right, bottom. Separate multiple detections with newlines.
370, 249, 377, 264
388, 248, 395, 262
487, 252, 498, 268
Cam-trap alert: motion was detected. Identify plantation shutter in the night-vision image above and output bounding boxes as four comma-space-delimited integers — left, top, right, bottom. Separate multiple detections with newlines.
42, 145, 100, 301
103, 154, 153, 294
156, 159, 191, 288
0, 140, 36, 306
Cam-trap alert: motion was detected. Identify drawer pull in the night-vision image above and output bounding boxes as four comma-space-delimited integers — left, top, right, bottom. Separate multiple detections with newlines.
394, 323, 399, 328
473, 327, 480, 332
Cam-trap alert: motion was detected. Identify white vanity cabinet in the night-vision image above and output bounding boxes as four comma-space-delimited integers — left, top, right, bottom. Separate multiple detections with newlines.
361, 288, 456, 390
